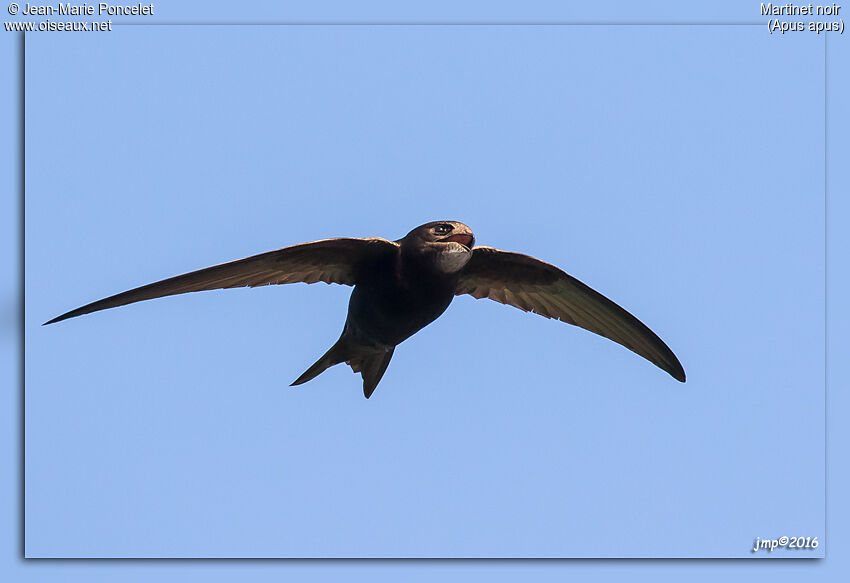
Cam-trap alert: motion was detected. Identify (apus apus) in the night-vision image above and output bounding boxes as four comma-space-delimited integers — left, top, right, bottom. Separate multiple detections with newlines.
46, 221, 686, 398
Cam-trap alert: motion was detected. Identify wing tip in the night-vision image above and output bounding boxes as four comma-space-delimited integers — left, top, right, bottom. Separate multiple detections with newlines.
668, 361, 686, 383
43, 313, 68, 326
44, 305, 92, 325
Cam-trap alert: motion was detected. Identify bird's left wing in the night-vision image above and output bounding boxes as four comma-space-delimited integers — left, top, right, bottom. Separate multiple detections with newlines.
455, 246, 685, 382
45, 237, 399, 325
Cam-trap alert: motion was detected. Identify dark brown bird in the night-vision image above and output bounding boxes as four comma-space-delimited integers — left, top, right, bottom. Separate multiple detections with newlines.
45, 221, 685, 398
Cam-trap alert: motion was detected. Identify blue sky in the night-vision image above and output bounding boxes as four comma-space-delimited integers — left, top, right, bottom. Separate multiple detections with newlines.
4, 0, 850, 580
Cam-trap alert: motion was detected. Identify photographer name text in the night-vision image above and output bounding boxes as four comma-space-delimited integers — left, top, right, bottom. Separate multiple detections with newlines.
18, 2, 153, 16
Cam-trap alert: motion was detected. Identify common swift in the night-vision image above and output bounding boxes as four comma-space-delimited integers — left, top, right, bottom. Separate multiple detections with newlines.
46, 221, 686, 398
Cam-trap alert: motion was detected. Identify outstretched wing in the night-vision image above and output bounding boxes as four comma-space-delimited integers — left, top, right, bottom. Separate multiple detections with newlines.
455, 247, 685, 382
45, 237, 399, 325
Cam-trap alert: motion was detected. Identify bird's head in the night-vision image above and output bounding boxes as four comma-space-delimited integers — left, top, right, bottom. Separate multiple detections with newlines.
400, 221, 476, 273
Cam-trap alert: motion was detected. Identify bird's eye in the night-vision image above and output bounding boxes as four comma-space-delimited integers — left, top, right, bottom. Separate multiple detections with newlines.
433, 224, 453, 235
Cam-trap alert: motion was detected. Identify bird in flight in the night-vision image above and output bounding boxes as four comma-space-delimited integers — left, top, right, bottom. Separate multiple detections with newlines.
46, 221, 685, 398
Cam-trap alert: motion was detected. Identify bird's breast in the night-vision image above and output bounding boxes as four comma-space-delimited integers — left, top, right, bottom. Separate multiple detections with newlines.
346, 271, 457, 348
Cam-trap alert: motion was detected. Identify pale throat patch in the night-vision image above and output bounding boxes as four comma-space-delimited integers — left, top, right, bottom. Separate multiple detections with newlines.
436, 243, 472, 273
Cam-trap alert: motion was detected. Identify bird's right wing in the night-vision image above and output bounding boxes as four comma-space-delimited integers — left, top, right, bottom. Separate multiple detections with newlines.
45, 237, 399, 325
455, 246, 685, 382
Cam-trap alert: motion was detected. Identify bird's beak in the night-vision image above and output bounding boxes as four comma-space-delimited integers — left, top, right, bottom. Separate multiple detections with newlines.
442, 234, 475, 249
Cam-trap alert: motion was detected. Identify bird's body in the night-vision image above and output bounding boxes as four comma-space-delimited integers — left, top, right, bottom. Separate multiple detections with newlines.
291, 224, 474, 396
346, 247, 458, 348
344, 269, 455, 348
46, 221, 686, 398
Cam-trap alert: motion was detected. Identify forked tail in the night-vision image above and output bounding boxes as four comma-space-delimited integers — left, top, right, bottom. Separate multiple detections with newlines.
290, 339, 348, 387
347, 348, 395, 399
290, 338, 396, 399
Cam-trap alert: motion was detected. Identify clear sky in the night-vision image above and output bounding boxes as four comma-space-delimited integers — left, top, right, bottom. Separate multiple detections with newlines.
4, 0, 849, 580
